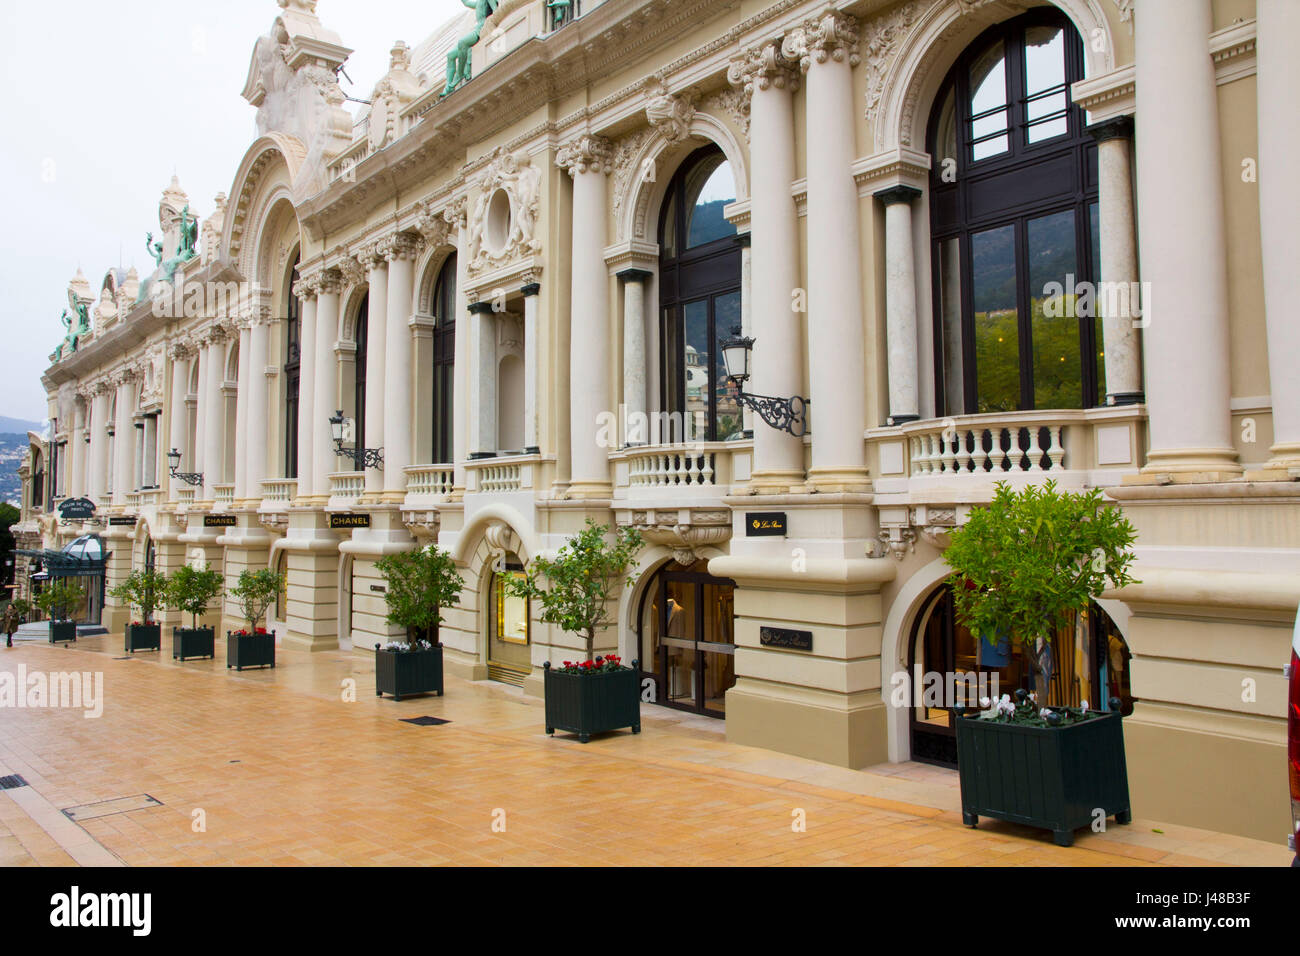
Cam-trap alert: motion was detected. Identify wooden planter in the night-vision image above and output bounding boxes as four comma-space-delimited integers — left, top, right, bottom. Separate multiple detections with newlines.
543, 661, 641, 743
48, 621, 77, 644
375, 644, 443, 701
172, 626, 215, 661
125, 623, 161, 653
955, 709, 1131, 847
227, 631, 276, 671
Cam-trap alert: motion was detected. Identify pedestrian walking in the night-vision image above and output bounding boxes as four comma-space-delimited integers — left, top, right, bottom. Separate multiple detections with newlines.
3, 602, 20, 647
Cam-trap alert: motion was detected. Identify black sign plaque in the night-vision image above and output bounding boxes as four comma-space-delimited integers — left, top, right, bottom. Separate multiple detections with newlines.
330, 513, 371, 530
746, 512, 787, 537
759, 626, 813, 651
204, 514, 237, 528
58, 497, 97, 520
108, 516, 138, 527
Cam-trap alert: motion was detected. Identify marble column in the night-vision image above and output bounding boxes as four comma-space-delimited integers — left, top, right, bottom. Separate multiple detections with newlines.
68, 405, 85, 498
233, 320, 252, 501
790, 12, 866, 488
143, 415, 158, 488
382, 236, 420, 498
313, 272, 342, 499
112, 377, 134, 505
449, 203, 471, 488
468, 301, 497, 458
557, 134, 614, 497
168, 352, 189, 500
201, 335, 227, 501
90, 388, 111, 503
875, 186, 921, 425
362, 248, 389, 495
133, 419, 144, 492
245, 316, 270, 501
1088, 118, 1143, 405
616, 270, 649, 445
294, 278, 319, 495
1134, 0, 1238, 474
1257, 0, 1300, 468
728, 41, 804, 487
522, 280, 541, 454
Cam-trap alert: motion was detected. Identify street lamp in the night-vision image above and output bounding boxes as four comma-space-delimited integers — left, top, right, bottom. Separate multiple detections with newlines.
167, 448, 203, 486
720, 327, 809, 437
329, 410, 384, 469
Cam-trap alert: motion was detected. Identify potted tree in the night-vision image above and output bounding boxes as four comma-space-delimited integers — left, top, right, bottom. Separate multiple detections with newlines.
227, 568, 284, 671
109, 569, 167, 653
373, 544, 464, 700
165, 563, 224, 661
35, 580, 84, 643
943, 480, 1139, 846
505, 519, 644, 743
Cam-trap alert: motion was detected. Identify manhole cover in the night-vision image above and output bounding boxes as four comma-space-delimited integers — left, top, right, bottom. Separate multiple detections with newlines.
0, 774, 29, 791
63, 794, 162, 821
400, 716, 451, 726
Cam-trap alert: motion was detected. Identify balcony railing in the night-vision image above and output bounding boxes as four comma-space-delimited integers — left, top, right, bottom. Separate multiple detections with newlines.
261, 478, 298, 505
405, 464, 455, 499
610, 440, 749, 502
478, 463, 522, 493
909, 423, 1066, 476
466, 453, 542, 494
213, 484, 235, 508
175, 488, 196, 508
329, 472, 365, 502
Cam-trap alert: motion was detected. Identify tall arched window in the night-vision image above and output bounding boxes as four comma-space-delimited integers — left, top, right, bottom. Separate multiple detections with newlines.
284, 259, 301, 477
659, 147, 742, 443
431, 253, 456, 464
353, 293, 369, 471
928, 9, 1101, 417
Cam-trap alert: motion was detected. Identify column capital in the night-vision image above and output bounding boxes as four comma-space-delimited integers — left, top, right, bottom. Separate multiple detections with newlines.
616, 268, 653, 283
415, 200, 453, 248
316, 268, 344, 296
782, 9, 861, 73
727, 39, 800, 97
1087, 116, 1134, 143
874, 184, 922, 206
379, 231, 424, 263
556, 134, 615, 176
336, 255, 366, 288
356, 240, 387, 271
292, 274, 320, 302
520, 282, 541, 297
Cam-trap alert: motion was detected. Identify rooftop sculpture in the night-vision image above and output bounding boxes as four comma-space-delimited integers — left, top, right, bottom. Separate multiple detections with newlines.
444, 0, 499, 96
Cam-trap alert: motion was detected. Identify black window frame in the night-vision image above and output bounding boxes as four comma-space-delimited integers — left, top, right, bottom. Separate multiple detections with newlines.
431, 253, 457, 465
283, 262, 302, 479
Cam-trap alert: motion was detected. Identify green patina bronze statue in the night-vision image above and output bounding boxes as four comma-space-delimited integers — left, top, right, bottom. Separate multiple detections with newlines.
444, 0, 499, 96
144, 205, 201, 291
54, 295, 92, 361
547, 0, 573, 28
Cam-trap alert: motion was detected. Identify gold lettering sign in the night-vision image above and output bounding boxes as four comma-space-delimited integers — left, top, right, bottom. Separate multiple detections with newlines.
329, 513, 371, 529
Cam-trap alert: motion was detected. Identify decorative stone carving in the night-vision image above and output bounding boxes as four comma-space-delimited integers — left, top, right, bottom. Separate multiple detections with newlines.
337, 255, 365, 288
610, 128, 656, 239
482, 519, 523, 562
379, 232, 424, 263
414, 201, 452, 248
139, 346, 167, 408
644, 77, 696, 144
367, 41, 421, 152
782, 9, 861, 73
726, 39, 800, 98
619, 509, 731, 565
467, 147, 543, 276
702, 86, 751, 141
443, 195, 469, 232
863, 1, 924, 127
315, 268, 344, 296
201, 193, 227, 264
400, 509, 440, 540
556, 134, 614, 177
292, 274, 320, 301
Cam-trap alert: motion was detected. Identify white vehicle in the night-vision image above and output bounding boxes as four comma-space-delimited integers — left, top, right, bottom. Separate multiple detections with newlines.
1290, 607, 1299, 866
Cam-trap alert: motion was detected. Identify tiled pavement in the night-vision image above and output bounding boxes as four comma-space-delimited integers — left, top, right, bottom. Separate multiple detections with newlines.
0, 634, 1290, 866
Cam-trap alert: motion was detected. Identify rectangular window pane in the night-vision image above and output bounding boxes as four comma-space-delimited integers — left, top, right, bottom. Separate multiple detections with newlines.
1024, 26, 1066, 96
683, 299, 710, 442
938, 238, 964, 415
1090, 201, 1105, 405
1027, 210, 1082, 409
713, 292, 742, 440
969, 40, 1009, 161
971, 224, 1020, 412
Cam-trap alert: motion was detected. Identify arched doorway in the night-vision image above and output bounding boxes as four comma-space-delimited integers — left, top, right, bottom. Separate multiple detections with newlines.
487, 552, 530, 685
658, 147, 743, 444
906, 583, 1134, 766
636, 559, 736, 717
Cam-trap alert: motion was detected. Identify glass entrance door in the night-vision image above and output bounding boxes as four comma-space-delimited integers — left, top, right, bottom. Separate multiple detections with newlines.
640, 561, 736, 717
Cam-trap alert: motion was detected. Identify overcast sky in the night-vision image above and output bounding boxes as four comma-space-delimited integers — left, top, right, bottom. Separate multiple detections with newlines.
0, 0, 470, 424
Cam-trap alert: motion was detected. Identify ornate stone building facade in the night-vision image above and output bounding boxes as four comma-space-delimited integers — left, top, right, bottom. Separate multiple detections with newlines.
22, 0, 1299, 843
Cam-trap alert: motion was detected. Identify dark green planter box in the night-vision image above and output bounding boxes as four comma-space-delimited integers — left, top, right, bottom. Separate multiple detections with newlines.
375, 644, 443, 700
48, 621, 77, 644
227, 631, 275, 671
125, 623, 161, 653
955, 710, 1131, 847
544, 660, 641, 743
172, 626, 215, 661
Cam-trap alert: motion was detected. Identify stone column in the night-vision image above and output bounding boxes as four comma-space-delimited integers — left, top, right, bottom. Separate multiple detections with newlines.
168, 351, 189, 500
445, 201, 471, 489
313, 271, 342, 499
557, 134, 614, 497
728, 41, 805, 487
468, 300, 497, 458
294, 278, 319, 495
522, 280, 541, 454
201, 334, 227, 501
90, 387, 111, 503
382, 235, 421, 498
1134, 0, 1238, 475
616, 270, 649, 446
112, 376, 134, 505
245, 316, 270, 501
143, 415, 158, 488
875, 186, 921, 425
233, 319, 253, 501
788, 12, 866, 489
68, 404, 84, 498
362, 247, 389, 495
1088, 118, 1143, 405
133, 418, 144, 492
1257, 0, 1300, 469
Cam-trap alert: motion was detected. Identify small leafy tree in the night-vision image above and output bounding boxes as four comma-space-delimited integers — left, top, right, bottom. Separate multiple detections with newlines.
165, 563, 225, 630
375, 544, 464, 647
229, 568, 285, 635
504, 519, 643, 663
943, 480, 1138, 701
108, 569, 168, 624
35, 580, 86, 622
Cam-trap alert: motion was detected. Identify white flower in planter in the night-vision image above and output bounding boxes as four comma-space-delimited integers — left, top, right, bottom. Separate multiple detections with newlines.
1080, 699, 1089, 713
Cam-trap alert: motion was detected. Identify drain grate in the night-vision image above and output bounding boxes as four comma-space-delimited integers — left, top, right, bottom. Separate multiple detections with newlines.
400, 716, 451, 726
0, 774, 29, 791
63, 794, 162, 821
